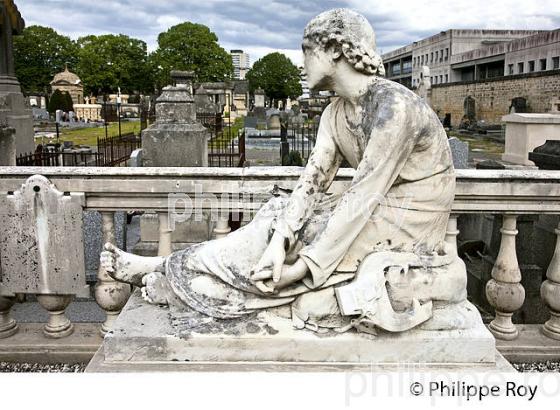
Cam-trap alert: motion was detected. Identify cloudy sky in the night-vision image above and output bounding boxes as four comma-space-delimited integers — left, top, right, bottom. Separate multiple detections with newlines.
16, 0, 560, 66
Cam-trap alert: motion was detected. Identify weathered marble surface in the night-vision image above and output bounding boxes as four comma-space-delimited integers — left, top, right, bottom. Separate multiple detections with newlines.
0, 175, 87, 296
104, 291, 496, 365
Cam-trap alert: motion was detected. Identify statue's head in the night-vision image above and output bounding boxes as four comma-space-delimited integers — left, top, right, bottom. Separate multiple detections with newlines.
302, 9, 385, 90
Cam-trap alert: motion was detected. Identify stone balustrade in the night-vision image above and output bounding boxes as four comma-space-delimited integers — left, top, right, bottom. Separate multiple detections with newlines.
0, 166, 560, 342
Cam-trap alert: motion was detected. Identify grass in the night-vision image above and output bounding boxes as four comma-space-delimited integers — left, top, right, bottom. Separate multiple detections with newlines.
208, 117, 245, 148
40, 121, 142, 147
447, 130, 505, 155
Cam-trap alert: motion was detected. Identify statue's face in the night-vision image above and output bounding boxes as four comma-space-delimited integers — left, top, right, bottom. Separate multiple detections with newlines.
302, 41, 334, 91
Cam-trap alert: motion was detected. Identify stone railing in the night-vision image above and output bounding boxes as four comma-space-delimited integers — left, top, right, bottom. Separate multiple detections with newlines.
0, 166, 560, 343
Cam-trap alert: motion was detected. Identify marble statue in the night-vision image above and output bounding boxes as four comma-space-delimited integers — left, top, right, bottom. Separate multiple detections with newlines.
101, 9, 472, 335
416, 65, 431, 103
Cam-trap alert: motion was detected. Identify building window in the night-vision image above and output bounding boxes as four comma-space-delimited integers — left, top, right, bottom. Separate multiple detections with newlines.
430, 52, 433, 63
553, 57, 560, 69
439, 75, 443, 83
435, 51, 439, 62
445, 48, 449, 61
528, 61, 535, 72
420, 55, 424, 65
440, 50, 443, 62
518, 62, 524, 73
508, 64, 514, 75
540, 59, 547, 71
445, 74, 448, 83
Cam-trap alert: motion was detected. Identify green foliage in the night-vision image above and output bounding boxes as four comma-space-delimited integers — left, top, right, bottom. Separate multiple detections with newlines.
47, 89, 65, 113
63, 92, 74, 112
282, 150, 303, 166
14, 25, 79, 94
150, 22, 233, 88
76, 34, 153, 95
246, 52, 302, 100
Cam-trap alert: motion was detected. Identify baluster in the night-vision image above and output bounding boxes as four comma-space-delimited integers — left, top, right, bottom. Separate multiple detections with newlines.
95, 211, 131, 335
158, 212, 173, 256
541, 221, 560, 340
485, 214, 525, 340
0, 295, 18, 339
36, 294, 74, 338
444, 213, 460, 255
214, 211, 231, 239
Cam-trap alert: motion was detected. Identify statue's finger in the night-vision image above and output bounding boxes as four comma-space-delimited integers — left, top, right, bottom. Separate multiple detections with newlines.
255, 280, 274, 294
251, 269, 273, 281
272, 260, 282, 283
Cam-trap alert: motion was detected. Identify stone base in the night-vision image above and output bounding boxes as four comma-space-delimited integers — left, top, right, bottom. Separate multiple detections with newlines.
87, 291, 505, 371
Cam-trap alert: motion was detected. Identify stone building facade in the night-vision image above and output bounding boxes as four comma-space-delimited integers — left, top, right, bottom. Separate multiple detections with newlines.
382, 29, 545, 88
429, 70, 560, 127
50, 66, 83, 105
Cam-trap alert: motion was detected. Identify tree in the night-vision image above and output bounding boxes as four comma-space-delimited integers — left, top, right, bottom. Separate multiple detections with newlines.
47, 89, 65, 113
76, 34, 153, 95
246, 52, 302, 101
151, 22, 233, 88
63, 92, 74, 112
13, 25, 79, 95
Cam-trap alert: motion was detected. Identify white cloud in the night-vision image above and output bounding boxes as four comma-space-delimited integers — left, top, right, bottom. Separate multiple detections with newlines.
15, 0, 560, 60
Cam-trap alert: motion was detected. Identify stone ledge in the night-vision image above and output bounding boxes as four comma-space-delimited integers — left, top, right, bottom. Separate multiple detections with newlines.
496, 324, 560, 363
86, 347, 515, 373
100, 291, 497, 366
0, 323, 103, 364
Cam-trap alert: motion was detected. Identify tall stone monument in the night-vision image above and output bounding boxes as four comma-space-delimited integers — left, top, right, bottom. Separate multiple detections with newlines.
135, 71, 212, 256
0, 0, 33, 154
141, 71, 209, 167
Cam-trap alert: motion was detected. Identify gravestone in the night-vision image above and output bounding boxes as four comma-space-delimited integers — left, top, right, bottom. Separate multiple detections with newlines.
460, 96, 476, 129
136, 71, 212, 256
32, 107, 49, 121
141, 71, 208, 167
0, 174, 88, 337
244, 116, 258, 128
267, 113, 281, 129
529, 140, 560, 170
509, 97, 528, 114
448, 137, 469, 169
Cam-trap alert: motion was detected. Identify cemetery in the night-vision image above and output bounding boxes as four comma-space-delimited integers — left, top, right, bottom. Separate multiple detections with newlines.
1, 0, 560, 391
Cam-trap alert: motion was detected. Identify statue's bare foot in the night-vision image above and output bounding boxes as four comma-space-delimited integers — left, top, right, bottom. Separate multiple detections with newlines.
141, 272, 171, 305
100, 243, 166, 286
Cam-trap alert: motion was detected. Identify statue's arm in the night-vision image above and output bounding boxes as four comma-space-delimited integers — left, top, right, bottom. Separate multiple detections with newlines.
277, 104, 343, 239
299, 97, 417, 288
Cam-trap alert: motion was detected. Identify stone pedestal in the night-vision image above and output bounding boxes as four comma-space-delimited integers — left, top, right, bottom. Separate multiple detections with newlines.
141, 72, 209, 167
86, 291, 508, 372
501, 113, 560, 166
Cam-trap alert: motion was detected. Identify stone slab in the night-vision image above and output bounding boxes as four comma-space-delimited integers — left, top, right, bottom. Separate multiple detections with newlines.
0, 323, 102, 364
102, 291, 496, 366
496, 324, 560, 363
86, 346, 515, 373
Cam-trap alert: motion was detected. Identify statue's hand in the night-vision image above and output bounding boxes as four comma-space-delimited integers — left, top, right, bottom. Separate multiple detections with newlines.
252, 231, 286, 283
252, 258, 309, 294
